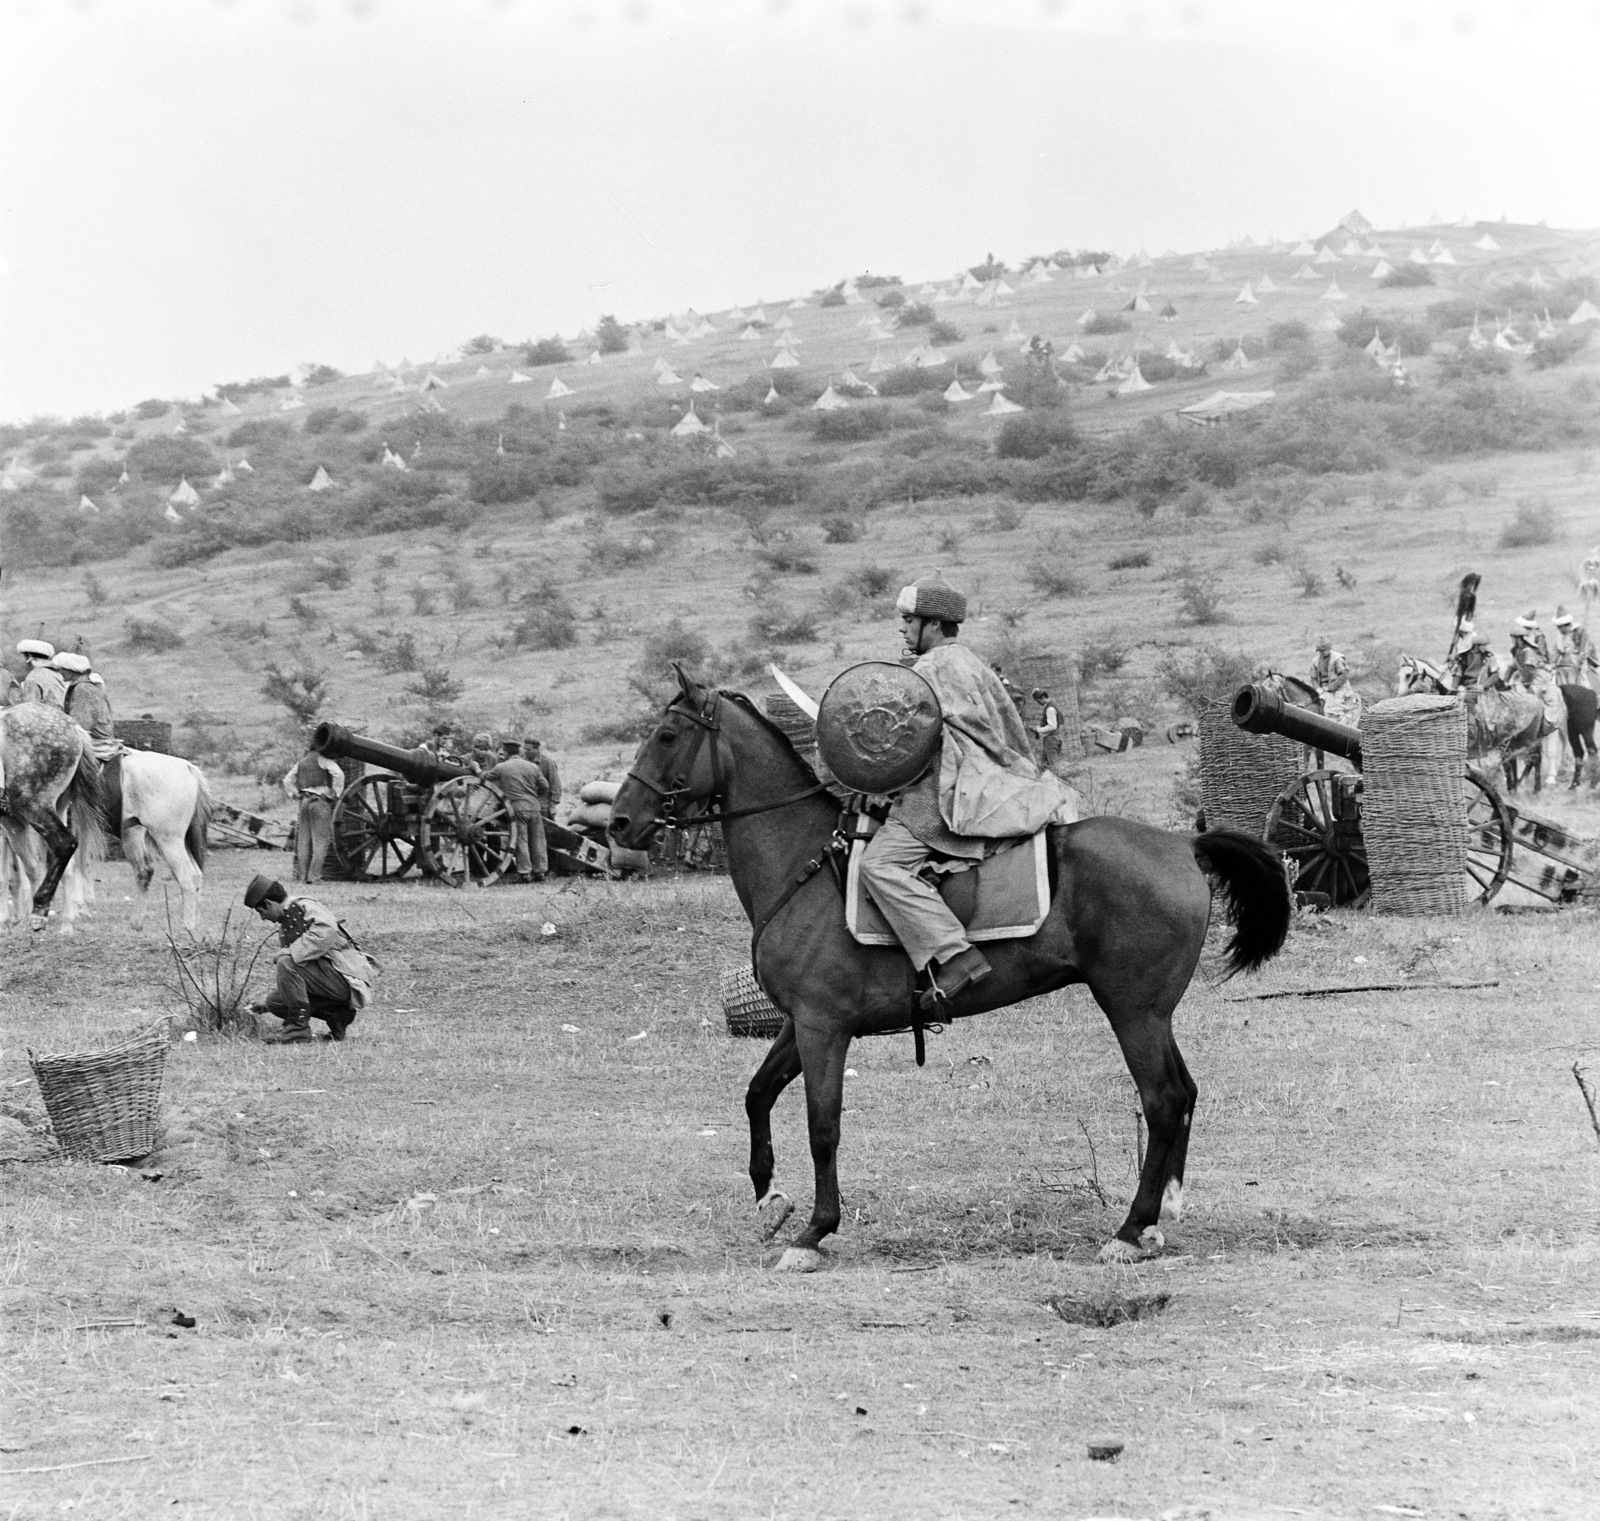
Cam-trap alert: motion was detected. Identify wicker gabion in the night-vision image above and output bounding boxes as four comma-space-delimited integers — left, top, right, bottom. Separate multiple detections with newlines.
1199, 699, 1305, 837
29, 1022, 169, 1163
1360, 694, 1469, 915
720, 966, 786, 1039
1016, 652, 1084, 764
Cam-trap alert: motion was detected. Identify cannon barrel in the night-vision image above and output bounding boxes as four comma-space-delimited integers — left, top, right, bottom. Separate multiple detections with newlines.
312, 720, 472, 786
1230, 684, 1364, 768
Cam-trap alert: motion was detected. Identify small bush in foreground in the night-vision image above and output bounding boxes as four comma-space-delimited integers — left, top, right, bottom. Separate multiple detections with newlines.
1108, 549, 1151, 570
1174, 565, 1227, 624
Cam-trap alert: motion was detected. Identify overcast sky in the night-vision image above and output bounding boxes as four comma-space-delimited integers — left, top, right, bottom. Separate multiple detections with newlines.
2, 0, 1597, 421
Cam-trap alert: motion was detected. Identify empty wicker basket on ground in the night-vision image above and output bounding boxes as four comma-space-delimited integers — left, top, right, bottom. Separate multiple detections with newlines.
720, 966, 785, 1038
1199, 699, 1305, 836
1360, 694, 1469, 915
29, 1021, 169, 1162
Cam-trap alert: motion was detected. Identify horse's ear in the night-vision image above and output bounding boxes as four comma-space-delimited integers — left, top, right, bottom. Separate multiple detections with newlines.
670, 661, 698, 698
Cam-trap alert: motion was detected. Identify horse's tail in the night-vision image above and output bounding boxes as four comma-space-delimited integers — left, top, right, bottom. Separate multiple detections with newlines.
1192, 828, 1291, 978
186, 765, 213, 872
67, 746, 107, 871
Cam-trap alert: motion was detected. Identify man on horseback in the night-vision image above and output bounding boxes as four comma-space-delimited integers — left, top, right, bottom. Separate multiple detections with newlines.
56, 653, 117, 758
1510, 611, 1550, 685
17, 640, 66, 707
1552, 610, 1595, 685
858, 573, 1079, 1012
1309, 636, 1361, 727
1450, 629, 1496, 691
244, 874, 375, 1044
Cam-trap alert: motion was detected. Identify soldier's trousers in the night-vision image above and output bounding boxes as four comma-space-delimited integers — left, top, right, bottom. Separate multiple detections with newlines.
296, 796, 334, 883
510, 811, 548, 877
266, 951, 354, 1029
858, 818, 971, 973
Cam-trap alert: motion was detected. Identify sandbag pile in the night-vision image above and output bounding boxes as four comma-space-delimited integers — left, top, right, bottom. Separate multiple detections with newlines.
566, 780, 650, 875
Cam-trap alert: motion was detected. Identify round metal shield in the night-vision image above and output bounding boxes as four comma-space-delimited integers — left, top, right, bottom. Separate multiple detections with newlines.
815, 661, 942, 793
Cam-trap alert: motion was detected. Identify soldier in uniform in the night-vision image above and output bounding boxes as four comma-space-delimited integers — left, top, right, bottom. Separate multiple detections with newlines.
1509, 611, 1549, 685
1551, 610, 1595, 685
1450, 630, 1496, 691
281, 745, 345, 884
466, 731, 498, 776
522, 735, 561, 818
857, 573, 1079, 1012
17, 639, 66, 707
55, 652, 117, 757
244, 874, 375, 1044
487, 737, 549, 882
1309, 636, 1362, 728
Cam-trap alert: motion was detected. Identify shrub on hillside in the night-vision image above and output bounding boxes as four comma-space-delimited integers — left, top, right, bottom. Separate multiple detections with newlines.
1157, 644, 1257, 718
1027, 558, 1084, 598
304, 365, 343, 386
875, 289, 906, 308
995, 409, 1079, 460
514, 583, 581, 650
749, 605, 819, 644
898, 302, 934, 327
1267, 320, 1311, 351
523, 337, 571, 366
876, 366, 947, 397
305, 406, 367, 435
262, 663, 327, 724
1426, 297, 1478, 332
813, 404, 891, 443
1336, 308, 1432, 357
595, 315, 629, 355
758, 540, 820, 575
1081, 313, 1130, 336
74, 455, 127, 496
216, 374, 292, 401
135, 399, 171, 420
928, 319, 964, 346
126, 434, 217, 482
1498, 499, 1558, 549
125, 616, 185, 653
1174, 565, 1227, 624
1529, 329, 1592, 370
818, 286, 846, 308
463, 334, 501, 355
822, 515, 863, 543
1380, 263, 1435, 288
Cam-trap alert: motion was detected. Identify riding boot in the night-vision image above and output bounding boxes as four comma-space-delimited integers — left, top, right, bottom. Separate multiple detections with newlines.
918, 946, 992, 1012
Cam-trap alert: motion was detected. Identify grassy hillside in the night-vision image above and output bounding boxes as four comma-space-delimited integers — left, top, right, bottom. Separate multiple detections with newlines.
4, 217, 1598, 822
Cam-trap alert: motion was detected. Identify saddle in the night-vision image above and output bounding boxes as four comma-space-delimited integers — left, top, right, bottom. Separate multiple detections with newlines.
845, 829, 1052, 947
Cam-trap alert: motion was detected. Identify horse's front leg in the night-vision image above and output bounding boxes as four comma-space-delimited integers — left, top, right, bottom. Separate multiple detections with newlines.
746, 1017, 802, 1240
775, 1016, 851, 1272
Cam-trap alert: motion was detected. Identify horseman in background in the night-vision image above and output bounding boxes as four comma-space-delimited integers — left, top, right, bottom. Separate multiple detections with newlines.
1448, 628, 1496, 692
1551, 608, 1596, 686
1309, 636, 1362, 729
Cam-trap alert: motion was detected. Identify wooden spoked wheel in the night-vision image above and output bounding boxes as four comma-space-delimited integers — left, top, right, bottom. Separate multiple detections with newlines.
1464, 768, 1513, 905
331, 773, 420, 880
418, 778, 514, 887
1266, 769, 1370, 908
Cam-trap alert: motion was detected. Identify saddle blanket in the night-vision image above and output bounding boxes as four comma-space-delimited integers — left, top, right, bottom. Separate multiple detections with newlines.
845, 830, 1051, 948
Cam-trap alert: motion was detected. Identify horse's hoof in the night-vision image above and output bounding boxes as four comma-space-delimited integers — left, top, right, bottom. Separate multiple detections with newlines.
756, 1189, 794, 1243
774, 1246, 826, 1273
1098, 1226, 1165, 1264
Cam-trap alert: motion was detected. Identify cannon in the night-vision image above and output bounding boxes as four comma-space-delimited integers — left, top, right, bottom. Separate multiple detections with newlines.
312, 722, 513, 884
1229, 684, 1516, 908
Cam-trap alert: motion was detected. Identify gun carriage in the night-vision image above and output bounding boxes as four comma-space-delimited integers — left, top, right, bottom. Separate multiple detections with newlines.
312, 722, 610, 885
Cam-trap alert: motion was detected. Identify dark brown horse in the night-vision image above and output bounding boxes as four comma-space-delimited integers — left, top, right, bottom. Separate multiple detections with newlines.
610, 669, 1292, 1269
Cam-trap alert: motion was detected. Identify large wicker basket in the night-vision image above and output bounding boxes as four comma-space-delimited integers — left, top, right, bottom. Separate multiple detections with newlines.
720, 966, 786, 1039
1016, 652, 1083, 764
1199, 698, 1305, 836
1361, 695, 1469, 915
29, 1022, 169, 1162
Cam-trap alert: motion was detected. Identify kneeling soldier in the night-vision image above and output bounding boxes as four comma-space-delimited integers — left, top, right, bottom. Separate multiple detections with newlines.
244, 874, 375, 1044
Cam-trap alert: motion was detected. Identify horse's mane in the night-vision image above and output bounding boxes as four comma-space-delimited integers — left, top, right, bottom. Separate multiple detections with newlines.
718, 688, 823, 788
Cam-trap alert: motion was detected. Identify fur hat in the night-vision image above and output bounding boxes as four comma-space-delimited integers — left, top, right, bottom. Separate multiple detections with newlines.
243, 874, 286, 909
50, 651, 90, 674
1031, 687, 1049, 701
471, 731, 494, 749
1514, 611, 1539, 631
895, 571, 967, 625
1554, 611, 1576, 628
17, 639, 53, 660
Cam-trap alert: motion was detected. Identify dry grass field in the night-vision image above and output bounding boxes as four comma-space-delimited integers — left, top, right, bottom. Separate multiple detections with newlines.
4, 849, 1600, 1519
6, 217, 1600, 1517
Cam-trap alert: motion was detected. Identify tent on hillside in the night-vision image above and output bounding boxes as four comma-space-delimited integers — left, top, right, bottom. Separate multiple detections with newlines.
1219, 345, 1254, 372
960, 272, 983, 292
670, 406, 707, 438
1363, 329, 1387, 357
1339, 239, 1364, 257
764, 383, 781, 405
1123, 293, 1153, 312
976, 377, 1005, 393
169, 477, 200, 508
235, 458, 253, 474
1294, 263, 1318, 280
117, 466, 130, 485
1370, 260, 1393, 279
308, 466, 334, 492
1178, 390, 1275, 426
547, 377, 575, 398
944, 377, 973, 402
1076, 308, 1097, 328
380, 447, 406, 470
218, 397, 242, 417
509, 369, 533, 384
1567, 300, 1600, 325
994, 279, 1015, 296
1316, 311, 1343, 332
770, 350, 799, 369
421, 372, 449, 390
985, 391, 1023, 416
839, 369, 877, 394
475, 365, 493, 378
739, 325, 762, 341
212, 466, 234, 487
689, 373, 720, 392
813, 386, 849, 411
173, 420, 187, 434
1158, 301, 1179, 320
775, 314, 795, 330
868, 351, 894, 373
914, 348, 949, 368
1114, 365, 1153, 396
1409, 246, 1429, 264
656, 368, 683, 386
280, 395, 305, 411
1321, 281, 1346, 301
788, 298, 808, 309
979, 350, 1002, 376
164, 503, 182, 523
1292, 239, 1316, 256
1235, 282, 1258, 305
1078, 264, 1101, 280
713, 427, 736, 461
1474, 234, 1500, 251
79, 495, 98, 514
726, 305, 747, 322
1340, 210, 1374, 235
1314, 246, 1339, 264
750, 306, 769, 323
1256, 274, 1278, 293
584, 351, 603, 365
1432, 248, 1457, 265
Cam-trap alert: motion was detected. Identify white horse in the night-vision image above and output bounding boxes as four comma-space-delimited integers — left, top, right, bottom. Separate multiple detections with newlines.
61, 750, 215, 933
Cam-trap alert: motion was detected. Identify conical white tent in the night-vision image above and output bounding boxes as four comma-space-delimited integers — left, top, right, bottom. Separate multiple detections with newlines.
764, 383, 781, 405
656, 368, 683, 386
1314, 246, 1339, 265
1124, 294, 1153, 312
1432, 248, 1457, 265
1568, 300, 1600, 325
117, 467, 130, 485
509, 369, 533, 384
79, 495, 98, 513
169, 477, 200, 508
219, 397, 242, 417
838, 368, 876, 394
1370, 260, 1393, 279
976, 377, 1005, 393
670, 406, 707, 437
383, 447, 407, 470
739, 325, 762, 341
1220, 346, 1254, 372
1474, 234, 1500, 251
1256, 274, 1278, 293
1158, 301, 1178, 321
164, 503, 182, 523
1409, 246, 1429, 264
1115, 365, 1153, 396
1076, 308, 1097, 328
421, 372, 449, 390
475, 365, 493, 378
1364, 329, 1387, 357
960, 272, 982, 292
770, 350, 799, 369
1340, 239, 1363, 257
173, 420, 187, 434
1316, 311, 1343, 332
714, 431, 736, 460
689, 374, 720, 392
944, 378, 973, 402
1235, 282, 1258, 305
547, 377, 575, 398
1292, 239, 1316, 256
236, 458, 253, 473
309, 465, 334, 492
1321, 282, 1346, 301
1294, 263, 1318, 280
584, 351, 603, 365
979, 351, 1002, 376
868, 351, 894, 374
813, 386, 850, 411
985, 392, 1023, 416
994, 279, 1015, 296
280, 395, 305, 411
914, 349, 949, 368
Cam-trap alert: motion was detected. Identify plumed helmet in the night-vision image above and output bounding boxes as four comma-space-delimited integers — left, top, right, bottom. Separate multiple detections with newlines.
17, 639, 54, 660
895, 571, 967, 625
50, 651, 91, 674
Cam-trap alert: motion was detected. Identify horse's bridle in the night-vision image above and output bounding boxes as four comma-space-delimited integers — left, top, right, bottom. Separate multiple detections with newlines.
624, 689, 829, 829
